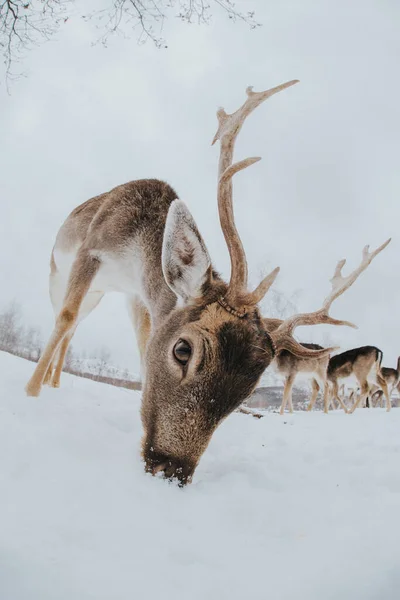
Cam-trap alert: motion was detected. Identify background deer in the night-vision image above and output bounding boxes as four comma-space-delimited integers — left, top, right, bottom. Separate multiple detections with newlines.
358, 358, 400, 408
326, 346, 391, 413
263, 317, 331, 414
277, 342, 331, 414
263, 241, 391, 415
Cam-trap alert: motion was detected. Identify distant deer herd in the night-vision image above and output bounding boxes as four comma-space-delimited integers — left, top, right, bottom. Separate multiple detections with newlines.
26, 80, 394, 484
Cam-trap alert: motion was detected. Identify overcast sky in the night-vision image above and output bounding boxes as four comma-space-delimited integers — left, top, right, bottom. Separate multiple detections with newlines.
1, 0, 399, 374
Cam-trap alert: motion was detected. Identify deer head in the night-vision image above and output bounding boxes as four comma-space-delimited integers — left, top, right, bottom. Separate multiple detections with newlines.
141, 81, 299, 485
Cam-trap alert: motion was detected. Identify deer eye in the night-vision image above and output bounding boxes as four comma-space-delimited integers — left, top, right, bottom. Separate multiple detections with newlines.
173, 339, 192, 366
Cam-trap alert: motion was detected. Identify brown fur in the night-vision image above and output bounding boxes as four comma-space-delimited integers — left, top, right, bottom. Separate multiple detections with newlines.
26, 250, 101, 396
141, 301, 274, 484
381, 362, 400, 389
277, 343, 332, 414
263, 318, 333, 414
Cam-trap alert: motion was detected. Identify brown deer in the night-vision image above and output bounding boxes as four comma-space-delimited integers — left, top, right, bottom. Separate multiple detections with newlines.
362, 358, 400, 407
326, 346, 391, 413
25, 80, 390, 484
263, 317, 333, 414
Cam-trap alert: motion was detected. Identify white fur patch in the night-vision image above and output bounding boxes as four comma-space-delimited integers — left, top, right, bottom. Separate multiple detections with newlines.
50, 243, 145, 324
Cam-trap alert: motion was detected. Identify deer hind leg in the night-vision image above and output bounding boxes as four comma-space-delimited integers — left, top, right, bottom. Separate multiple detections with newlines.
323, 381, 332, 413
331, 380, 349, 414
329, 384, 342, 411
280, 373, 295, 415
50, 289, 104, 388
307, 379, 320, 412
42, 254, 63, 386
127, 296, 151, 381
50, 329, 75, 388
43, 360, 55, 385
43, 254, 74, 387
325, 381, 335, 412
25, 251, 101, 397
45, 257, 104, 389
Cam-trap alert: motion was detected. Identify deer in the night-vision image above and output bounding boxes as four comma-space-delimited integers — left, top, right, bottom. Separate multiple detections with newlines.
263, 317, 332, 414
326, 346, 391, 413
278, 343, 334, 414
356, 358, 400, 408
262, 240, 391, 415
25, 79, 390, 485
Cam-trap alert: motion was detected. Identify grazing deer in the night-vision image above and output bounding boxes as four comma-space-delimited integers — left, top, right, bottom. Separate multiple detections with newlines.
326, 346, 391, 413
263, 317, 332, 414
361, 358, 400, 407
25, 80, 390, 485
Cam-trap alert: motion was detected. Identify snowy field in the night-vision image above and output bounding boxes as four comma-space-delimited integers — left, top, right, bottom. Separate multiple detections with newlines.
1, 351, 400, 600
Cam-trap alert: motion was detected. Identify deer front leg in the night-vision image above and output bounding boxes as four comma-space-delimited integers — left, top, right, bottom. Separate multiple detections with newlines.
25, 252, 101, 397
128, 296, 152, 382
307, 378, 320, 412
280, 374, 295, 415
349, 381, 369, 414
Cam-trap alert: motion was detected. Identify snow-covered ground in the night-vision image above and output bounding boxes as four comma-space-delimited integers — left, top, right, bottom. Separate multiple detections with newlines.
1, 351, 400, 600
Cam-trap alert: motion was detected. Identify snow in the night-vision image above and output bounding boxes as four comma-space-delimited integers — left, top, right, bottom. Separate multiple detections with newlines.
1, 351, 400, 600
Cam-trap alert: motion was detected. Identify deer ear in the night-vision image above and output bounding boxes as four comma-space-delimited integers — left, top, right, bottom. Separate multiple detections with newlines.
162, 200, 211, 303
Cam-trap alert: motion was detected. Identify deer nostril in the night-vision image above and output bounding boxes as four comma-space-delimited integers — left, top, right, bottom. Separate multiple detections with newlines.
163, 461, 177, 479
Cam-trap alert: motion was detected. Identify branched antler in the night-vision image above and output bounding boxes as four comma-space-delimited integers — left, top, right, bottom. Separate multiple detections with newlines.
270, 239, 391, 358
213, 80, 299, 306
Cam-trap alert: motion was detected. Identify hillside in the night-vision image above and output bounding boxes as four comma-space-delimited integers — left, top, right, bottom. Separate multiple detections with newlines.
1, 351, 399, 600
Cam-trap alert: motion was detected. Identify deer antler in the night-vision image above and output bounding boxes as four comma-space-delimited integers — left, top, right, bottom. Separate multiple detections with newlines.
270, 239, 391, 358
213, 80, 299, 307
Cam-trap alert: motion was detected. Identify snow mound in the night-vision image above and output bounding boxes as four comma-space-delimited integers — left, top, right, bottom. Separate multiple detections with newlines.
1, 351, 400, 600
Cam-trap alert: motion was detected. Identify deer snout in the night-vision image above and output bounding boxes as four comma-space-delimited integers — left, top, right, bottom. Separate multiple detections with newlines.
144, 450, 195, 487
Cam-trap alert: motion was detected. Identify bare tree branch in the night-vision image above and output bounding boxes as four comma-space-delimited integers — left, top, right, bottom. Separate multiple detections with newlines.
1, 0, 260, 84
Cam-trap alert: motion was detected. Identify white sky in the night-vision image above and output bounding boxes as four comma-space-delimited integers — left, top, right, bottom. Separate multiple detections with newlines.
1, 0, 399, 373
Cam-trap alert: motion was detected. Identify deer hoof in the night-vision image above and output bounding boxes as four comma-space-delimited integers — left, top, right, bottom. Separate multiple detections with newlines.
25, 382, 41, 397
